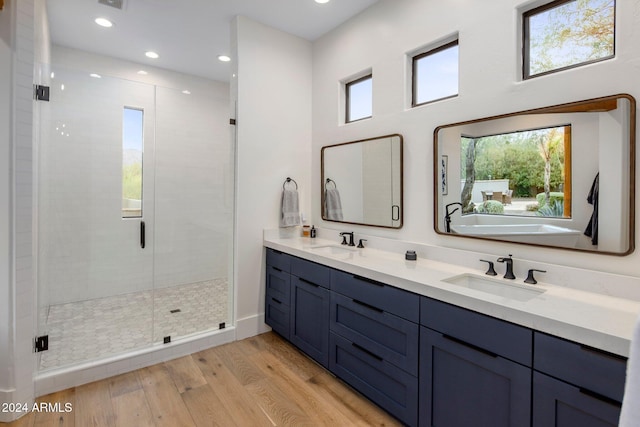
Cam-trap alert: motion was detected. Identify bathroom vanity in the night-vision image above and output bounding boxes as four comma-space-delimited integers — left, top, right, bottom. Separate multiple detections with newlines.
264, 233, 638, 427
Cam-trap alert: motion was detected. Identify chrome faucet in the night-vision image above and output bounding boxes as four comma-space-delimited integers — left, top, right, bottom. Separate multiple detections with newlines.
497, 254, 515, 279
340, 231, 355, 247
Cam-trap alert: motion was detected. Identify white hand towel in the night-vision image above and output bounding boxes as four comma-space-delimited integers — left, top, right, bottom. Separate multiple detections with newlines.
280, 188, 301, 227
324, 188, 343, 221
620, 311, 640, 426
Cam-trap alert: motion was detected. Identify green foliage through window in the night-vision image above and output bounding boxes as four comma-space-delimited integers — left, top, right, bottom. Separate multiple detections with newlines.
524, 0, 615, 78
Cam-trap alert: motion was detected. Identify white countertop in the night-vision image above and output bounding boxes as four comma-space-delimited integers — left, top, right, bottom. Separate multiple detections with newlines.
264, 234, 640, 357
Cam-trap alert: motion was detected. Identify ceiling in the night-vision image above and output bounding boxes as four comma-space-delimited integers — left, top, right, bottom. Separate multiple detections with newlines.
46, 0, 379, 83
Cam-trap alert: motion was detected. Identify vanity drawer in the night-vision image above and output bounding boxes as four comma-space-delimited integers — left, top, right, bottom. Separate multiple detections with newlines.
331, 270, 420, 323
266, 248, 292, 272
265, 294, 290, 339
329, 332, 418, 427
421, 297, 532, 366
266, 265, 290, 305
534, 332, 627, 402
291, 256, 331, 288
330, 292, 419, 375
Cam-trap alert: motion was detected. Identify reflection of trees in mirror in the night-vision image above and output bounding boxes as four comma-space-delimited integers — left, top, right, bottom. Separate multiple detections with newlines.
527, 0, 615, 76
461, 126, 569, 218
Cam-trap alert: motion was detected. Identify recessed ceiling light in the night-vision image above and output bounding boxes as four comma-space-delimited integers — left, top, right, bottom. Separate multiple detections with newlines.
90, 73, 102, 78
145, 51, 159, 59
95, 17, 113, 28
315, 0, 330, 3
217, 55, 231, 62
182, 90, 191, 95
137, 70, 148, 75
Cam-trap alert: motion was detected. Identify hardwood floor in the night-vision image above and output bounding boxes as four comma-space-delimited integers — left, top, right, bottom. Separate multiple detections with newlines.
4, 332, 402, 426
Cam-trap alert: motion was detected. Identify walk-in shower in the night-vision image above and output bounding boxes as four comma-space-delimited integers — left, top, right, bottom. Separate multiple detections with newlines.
35, 56, 234, 371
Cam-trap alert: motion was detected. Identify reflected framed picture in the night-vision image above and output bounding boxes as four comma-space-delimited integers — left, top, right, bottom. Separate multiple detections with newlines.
441, 155, 448, 195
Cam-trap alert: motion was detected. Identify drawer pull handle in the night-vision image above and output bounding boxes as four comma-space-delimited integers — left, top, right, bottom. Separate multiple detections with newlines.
299, 278, 320, 287
443, 334, 498, 358
352, 275, 384, 287
579, 344, 627, 362
272, 266, 283, 272
271, 298, 282, 304
351, 343, 383, 361
353, 299, 383, 313
579, 388, 622, 408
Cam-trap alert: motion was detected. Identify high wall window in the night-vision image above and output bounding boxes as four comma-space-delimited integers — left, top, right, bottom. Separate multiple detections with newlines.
412, 40, 459, 107
346, 74, 372, 123
122, 107, 144, 218
523, 0, 615, 79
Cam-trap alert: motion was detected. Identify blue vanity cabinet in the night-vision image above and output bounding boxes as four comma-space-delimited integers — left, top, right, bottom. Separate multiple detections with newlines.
265, 249, 293, 339
289, 257, 331, 368
532, 332, 626, 427
419, 297, 532, 427
329, 270, 420, 426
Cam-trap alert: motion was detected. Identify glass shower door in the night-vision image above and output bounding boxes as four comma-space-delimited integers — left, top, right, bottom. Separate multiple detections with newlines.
152, 85, 234, 343
36, 66, 156, 370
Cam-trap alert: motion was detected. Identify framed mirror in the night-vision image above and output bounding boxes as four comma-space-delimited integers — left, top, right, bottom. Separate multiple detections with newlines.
322, 134, 403, 228
434, 94, 635, 255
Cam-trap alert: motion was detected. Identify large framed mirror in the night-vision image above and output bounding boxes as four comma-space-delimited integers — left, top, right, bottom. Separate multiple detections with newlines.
322, 134, 403, 228
434, 94, 635, 255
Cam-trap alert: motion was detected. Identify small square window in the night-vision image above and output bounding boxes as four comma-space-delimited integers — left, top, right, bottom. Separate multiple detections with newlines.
412, 40, 459, 107
346, 74, 372, 123
523, 0, 615, 79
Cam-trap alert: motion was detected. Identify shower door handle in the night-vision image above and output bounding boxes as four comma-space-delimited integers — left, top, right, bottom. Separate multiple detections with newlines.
140, 221, 146, 249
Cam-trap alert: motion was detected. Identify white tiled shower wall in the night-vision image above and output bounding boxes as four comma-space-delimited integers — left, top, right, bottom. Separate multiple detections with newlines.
39, 46, 231, 305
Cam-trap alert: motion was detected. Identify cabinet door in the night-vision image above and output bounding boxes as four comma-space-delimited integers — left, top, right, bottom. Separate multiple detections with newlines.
290, 276, 330, 367
533, 372, 621, 427
419, 327, 531, 427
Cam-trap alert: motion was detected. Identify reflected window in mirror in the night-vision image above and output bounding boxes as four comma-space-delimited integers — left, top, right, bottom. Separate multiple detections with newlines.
460, 125, 572, 219
345, 74, 372, 123
412, 39, 459, 107
523, 0, 615, 79
434, 94, 635, 255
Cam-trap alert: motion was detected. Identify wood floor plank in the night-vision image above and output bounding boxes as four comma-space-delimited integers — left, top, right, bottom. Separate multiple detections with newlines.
138, 364, 196, 427
213, 342, 265, 386
111, 388, 154, 427
4, 412, 34, 427
33, 388, 75, 427
164, 356, 207, 394
194, 348, 273, 427
244, 377, 315, 427
181, 383, 237, 427
108, 371, 142, 398
307, 370, 402, 427
250, 333, 324, 381
248, 347, 359, 426
73, 380, 116, 426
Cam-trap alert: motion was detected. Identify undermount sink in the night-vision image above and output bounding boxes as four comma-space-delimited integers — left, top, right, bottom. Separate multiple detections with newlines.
307, 244, 358, 257
442, 273, 546, 302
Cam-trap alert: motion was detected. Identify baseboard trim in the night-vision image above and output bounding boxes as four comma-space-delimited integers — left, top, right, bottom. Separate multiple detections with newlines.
236, 313, 271, 341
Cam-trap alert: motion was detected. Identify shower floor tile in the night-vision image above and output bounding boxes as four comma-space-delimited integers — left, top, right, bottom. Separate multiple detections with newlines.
38, 278, 229, 371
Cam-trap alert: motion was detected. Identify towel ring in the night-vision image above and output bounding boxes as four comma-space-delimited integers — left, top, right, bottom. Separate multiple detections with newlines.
325, 178, 337, 190
283, 177, 298, 190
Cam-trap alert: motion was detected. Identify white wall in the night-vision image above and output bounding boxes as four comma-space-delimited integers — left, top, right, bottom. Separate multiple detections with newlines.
0, 0, 15, 406
312, 0, 640, 276
232, 16, 312, 338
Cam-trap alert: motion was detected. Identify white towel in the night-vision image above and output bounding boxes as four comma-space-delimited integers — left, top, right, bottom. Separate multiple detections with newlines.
324, 188, 343, 221
620, 311, 640, 426
280, 188, 301, 227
